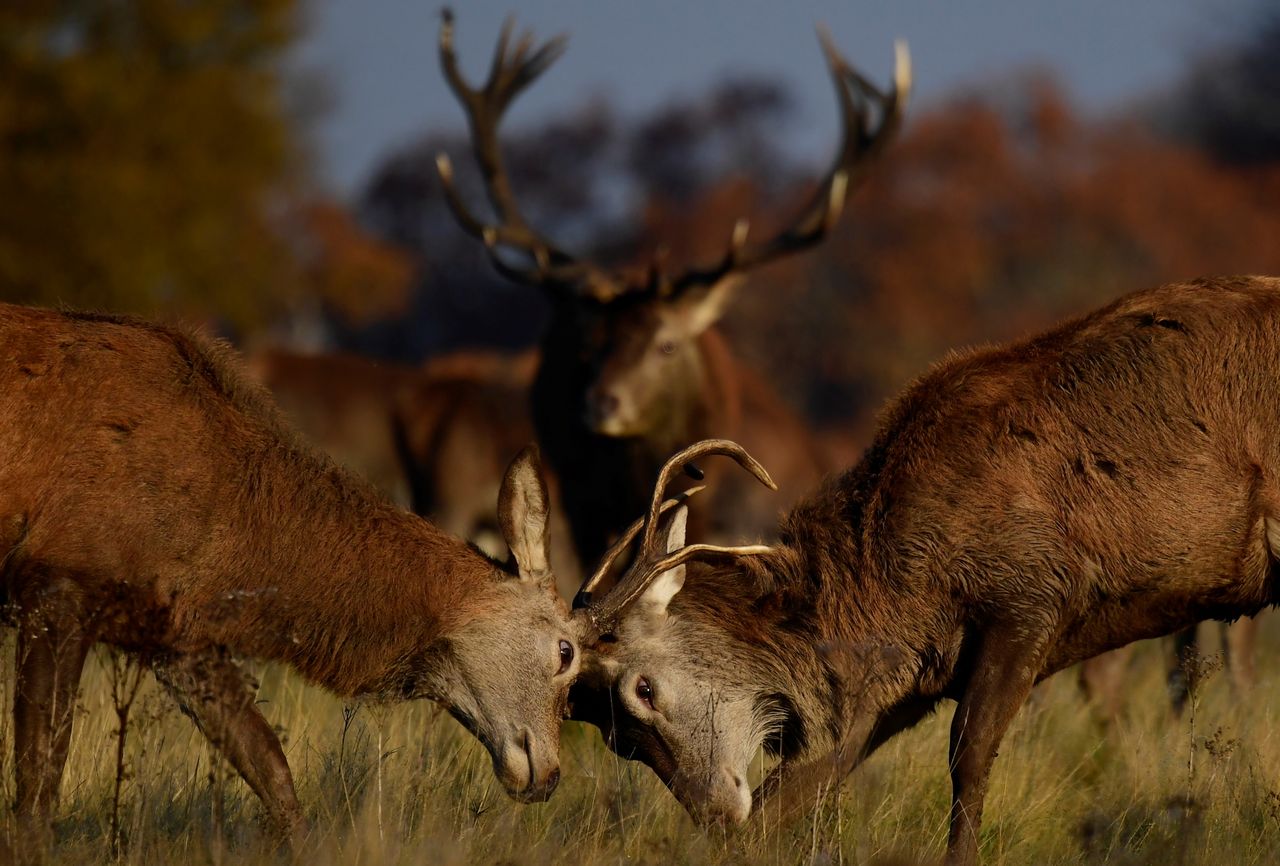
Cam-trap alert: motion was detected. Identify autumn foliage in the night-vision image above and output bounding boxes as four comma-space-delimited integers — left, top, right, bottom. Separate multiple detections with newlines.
662, 80, 1280, 436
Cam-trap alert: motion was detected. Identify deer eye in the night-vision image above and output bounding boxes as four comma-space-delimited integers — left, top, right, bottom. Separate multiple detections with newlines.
635, 676, 655, 710
557, 639, 575, 675
658, 340, 676, 356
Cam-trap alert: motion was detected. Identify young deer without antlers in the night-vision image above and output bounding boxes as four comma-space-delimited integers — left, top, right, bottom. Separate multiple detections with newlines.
570, 276, 1280, 866
436, 10, 909, 566
0, 305, 579, 846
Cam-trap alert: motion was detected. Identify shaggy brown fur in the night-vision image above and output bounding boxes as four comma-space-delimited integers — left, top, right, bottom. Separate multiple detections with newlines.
0, 305, 578, 847
574, 276, 1280, 866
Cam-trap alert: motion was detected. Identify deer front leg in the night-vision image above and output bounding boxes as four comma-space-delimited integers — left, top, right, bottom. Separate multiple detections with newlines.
152, 651, 306, 845
12, 595, 90, 843
946, 622, 1054, 866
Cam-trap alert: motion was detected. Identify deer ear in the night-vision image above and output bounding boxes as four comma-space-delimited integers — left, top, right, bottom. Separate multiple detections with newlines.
497, 443, 552, 586
638, 505, 688, 615
670, 275, 743, 336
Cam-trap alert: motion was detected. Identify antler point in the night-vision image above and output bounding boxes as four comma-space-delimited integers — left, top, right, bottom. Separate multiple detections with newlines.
894, 40, 913, 97
435, 153, 454, 179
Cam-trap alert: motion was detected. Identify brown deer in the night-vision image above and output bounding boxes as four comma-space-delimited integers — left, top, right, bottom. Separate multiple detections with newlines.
392, 350, 539, 547
247, 346, 577, 568
250, 346, 536, 549
1078, 618, 1258, 717
569, 276, 1280, 866
245, 347, 421, 506
0, 305, 579, 845
436, 10, 910, 566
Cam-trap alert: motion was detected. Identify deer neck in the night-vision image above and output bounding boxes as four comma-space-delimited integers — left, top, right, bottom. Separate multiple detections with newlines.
771, 469, 964, 746
192, 448, 499, 698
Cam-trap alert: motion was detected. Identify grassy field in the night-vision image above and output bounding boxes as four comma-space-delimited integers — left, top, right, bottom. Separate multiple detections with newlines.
1, 622, 1278, 866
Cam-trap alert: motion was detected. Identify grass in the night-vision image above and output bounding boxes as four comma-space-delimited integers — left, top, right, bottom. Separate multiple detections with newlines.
2, 623, 1278, 865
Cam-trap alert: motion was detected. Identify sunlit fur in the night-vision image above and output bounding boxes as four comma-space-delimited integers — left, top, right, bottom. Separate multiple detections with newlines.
0, 304, 577, 839
576, 276, 1280, 865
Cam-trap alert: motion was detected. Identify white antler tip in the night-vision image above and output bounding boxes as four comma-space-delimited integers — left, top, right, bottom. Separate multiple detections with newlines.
731, 218, 750, 250
435, 153, 454, 180
893, 40, 913, 98
440, 10, 455, 46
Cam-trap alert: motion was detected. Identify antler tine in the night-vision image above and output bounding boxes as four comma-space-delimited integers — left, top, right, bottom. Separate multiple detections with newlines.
572, 486, 706, 609
592, 543, 776, 623
639, 439, 776, 557
436, 11, 620, 296
573, 439, 777, 639
667, 32, 912, 297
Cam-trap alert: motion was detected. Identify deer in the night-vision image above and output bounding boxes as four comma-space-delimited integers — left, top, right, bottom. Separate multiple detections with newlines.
567, 276, 1280, 866
245, 347, 422, 507
0, 304, 581, 847
435, 9, 910, 567
1078, 617, 1258, 717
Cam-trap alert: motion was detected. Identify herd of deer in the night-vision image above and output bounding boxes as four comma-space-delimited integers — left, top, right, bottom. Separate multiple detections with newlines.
1, 11, 1274, 866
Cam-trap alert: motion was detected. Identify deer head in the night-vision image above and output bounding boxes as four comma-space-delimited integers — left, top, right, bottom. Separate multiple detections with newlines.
436, 10, 910, 437
566, 439, 787, 823
434, 443, 576, 802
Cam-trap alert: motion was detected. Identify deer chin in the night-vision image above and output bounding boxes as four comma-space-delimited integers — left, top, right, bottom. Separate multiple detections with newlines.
584, 403, 649, 438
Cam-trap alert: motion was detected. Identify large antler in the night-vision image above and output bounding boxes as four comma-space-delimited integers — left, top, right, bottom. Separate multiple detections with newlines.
437, 12, 911, 303
665, 31, 911, 297
436, 9, 626, 298
573, 439, 778, 640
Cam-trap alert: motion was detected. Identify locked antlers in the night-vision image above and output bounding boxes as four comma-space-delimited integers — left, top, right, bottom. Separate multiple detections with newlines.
572, 439, 778, 640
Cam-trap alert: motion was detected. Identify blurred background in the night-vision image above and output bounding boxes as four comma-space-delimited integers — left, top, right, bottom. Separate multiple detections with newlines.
3, 0, 1279, 452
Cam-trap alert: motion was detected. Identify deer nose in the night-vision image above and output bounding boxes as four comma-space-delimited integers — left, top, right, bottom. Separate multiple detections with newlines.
585, 389, 621, 427
589, 389, 619, 416
515, 764, 559, 803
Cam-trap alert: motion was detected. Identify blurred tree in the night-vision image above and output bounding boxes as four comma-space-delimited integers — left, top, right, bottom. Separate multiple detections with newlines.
731, 76, 1280, 433
0, 0, 307, 328
1157, 8, 1280, 166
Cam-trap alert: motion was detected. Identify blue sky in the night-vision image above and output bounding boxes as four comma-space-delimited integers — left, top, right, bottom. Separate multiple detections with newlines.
295, 0, 1257, 197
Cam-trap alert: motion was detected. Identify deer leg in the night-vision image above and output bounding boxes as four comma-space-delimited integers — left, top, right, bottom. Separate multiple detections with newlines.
152, 651, 306, 844
12, 594, 90, 841
946, 623, 1054, 866
1222, 617, 1257, 696
1076, 644, 1133, 720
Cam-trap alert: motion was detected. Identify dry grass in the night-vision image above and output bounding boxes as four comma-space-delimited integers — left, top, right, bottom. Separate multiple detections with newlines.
2, 623, 1279, 865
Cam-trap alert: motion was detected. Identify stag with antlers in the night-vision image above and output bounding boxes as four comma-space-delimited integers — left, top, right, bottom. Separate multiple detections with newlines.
437, 10, 910, 565
570, 277, 1280, 866
0, 305, 578, 848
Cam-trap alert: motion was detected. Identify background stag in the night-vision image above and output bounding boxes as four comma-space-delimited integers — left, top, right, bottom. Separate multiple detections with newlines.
436, 10, 909, 566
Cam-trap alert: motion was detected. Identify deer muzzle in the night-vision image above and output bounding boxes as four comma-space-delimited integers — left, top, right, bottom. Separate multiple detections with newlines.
494, 726, 561, 803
